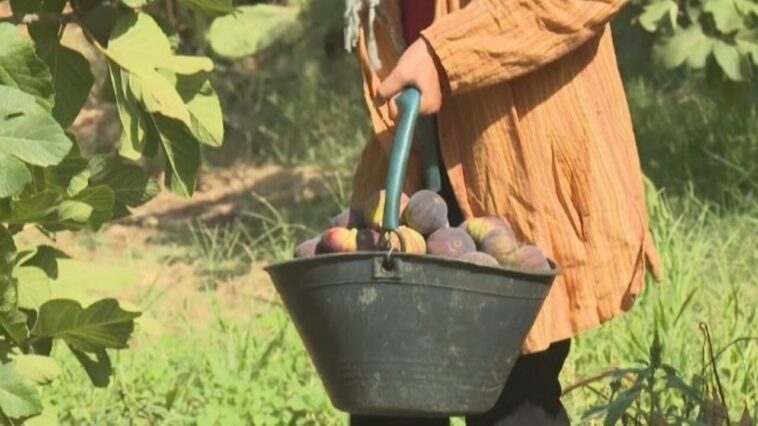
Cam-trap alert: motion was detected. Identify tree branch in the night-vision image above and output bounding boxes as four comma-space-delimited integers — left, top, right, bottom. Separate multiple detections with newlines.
0, 12, 75, 26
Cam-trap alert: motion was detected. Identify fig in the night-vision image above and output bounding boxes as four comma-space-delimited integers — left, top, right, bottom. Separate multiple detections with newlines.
387, 226, 426, 254
364, 190, 410, 230
511, 245, 550, 271
459, 216, 514, 246
480, 231, 519, 265
403, 190, 448, 236
460, 251, 500, 267
426, 228, 476, 258
293, 237, 321, 258
319, 227, 358, 253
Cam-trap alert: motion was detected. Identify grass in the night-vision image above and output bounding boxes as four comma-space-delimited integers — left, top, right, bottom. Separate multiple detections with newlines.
43, 303, 343, 425
563, 192, 758, 423
37, 188, 757, 425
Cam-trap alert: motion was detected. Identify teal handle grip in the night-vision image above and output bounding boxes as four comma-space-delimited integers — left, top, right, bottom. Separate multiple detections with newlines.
418, 116, 442, 192
382, 87, 442, 231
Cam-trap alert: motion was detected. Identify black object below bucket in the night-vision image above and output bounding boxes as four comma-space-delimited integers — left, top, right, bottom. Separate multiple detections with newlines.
263, 87, 560, 416
265, 252, 557, 416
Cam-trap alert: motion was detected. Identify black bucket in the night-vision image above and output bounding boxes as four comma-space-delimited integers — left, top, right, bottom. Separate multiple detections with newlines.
264, 87, 560, 416
265, 252, 557, 416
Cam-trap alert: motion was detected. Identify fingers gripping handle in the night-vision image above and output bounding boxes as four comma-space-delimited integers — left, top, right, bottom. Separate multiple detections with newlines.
381, 87, 442, 231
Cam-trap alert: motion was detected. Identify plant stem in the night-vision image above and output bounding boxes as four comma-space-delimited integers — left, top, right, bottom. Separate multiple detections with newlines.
700, 322, 731, 425
562, 367, 629, 395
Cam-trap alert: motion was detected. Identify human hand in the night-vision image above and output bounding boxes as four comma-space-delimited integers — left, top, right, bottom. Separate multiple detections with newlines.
375, 38, 444, 120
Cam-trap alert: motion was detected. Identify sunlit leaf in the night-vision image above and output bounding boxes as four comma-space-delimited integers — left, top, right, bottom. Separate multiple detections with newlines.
208, 5, 303, 59
640, 1, 673, 32
15, 266, 51, 309
713, 39, 751, 80
11, 355, 60, 385
0, 86, 72, 167
736, 28, 758, 64
178, 0, 234, 16
177, 72, 223, 146
661, 25, 711, 69
0, 152, 31, 198
0, 264, 28, 345
0, 23, 54, 111
704, 0, 744, 33
0, 363, 42, 418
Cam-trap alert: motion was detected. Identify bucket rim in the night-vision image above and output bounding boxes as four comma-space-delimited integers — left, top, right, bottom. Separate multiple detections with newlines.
263, 251, 562, 279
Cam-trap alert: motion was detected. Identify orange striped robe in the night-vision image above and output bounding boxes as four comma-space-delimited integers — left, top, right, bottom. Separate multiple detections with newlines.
350, 0, 663, 354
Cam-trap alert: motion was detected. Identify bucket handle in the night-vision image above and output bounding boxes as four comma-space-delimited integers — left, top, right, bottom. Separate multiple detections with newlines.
382, 87, 442, 231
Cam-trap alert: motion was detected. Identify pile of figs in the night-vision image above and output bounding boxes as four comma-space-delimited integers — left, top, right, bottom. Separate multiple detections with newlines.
293, 189, 550, 271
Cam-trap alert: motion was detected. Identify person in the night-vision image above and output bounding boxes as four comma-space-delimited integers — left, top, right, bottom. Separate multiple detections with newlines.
344, 0, 664, 424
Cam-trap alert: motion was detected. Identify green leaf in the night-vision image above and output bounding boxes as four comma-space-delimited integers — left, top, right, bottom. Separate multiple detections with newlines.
109, 62, 147, 160
11, 355, 60, 385
81, 5, 119, 46
0, 226, 16, 269
154, 116, 201, 197
5, 191, 61, 223
31, 298, 141, 352
46, 152, 91, 196
0, 23, 54, 111
0, 362, 42, 419
0, 85, 72, 166
177, 73, 224, 147
15, 266, 51, 309
178, 0, 234, 16
38, 45, 95, 128
735, 0, 758, 16
0, 273, 28, 345
105, 12, 220, 196
108, 13, 173, 72
661, 25, 710, 69
604, 386, 642, 426
20, 245, 69, 280
127, 65, 191, 125
121, 0, 151, 7
73, 185, 115, 227
687, 33, 714, 69
157, 56, 214, 75
686, 2, 703, 21
55, 200, 92, 224
208, 5, 303, 59
639, 2, 673, 32
704, 0, 744, 33
108, 13, 193, 127
0, 227, 28, 344
9, 0, 42, 14
713, 39, 750, 80
0, 153, 32, 198
736, 28, 758, 64
661, 364, 705, 404
68, 345, 111, 387
25, 0, 68, 45
23, 403, 59, 426
89, 158, 159, 218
